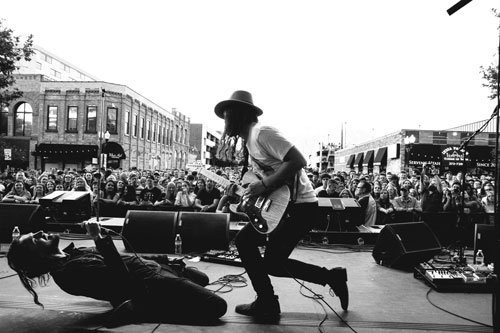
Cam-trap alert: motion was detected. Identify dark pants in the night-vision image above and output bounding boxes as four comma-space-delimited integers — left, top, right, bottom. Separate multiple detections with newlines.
139, 265, 227, 322
234, 201, 328, 297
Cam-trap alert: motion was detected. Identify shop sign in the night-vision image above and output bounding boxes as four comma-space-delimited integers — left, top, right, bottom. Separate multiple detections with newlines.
441, 146, 469, 166
4, 149, 11, 160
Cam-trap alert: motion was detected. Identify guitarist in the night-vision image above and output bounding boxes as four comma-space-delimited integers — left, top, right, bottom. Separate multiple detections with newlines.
214, 90, 349, 320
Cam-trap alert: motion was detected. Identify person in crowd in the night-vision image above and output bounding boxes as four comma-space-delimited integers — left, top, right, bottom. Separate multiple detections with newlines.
84, 172, 94, 186
62, 174, 74, 191
29, 184, 45, 204
355, 180, 377, 227
376, 189, 394, 225
7, 221, 227, 327
393, 186, 422, 215
481, 190, 495, 214
116, 179, 127, 198
409, 188, 419, 201
317, 179, 340, 198
194, 179, 221, 212
444, 171, 455, 187
214, 90, 348, 319
139, 176, 162, 205
339, 188, 353, 198
55, 183, 64, 191
193, 179, 206, 196
419, 164, 443, 213
372, 181, 382, 201
100, 180, 119, 204
174, 181, 196, 208
2, 181, 32, 203
156, 182, 177, 206
117, 185, 139, 205
386, 184, 398, 202
73, 177, 92, 193
38, 175, 49, 189
314, 173, 331, 196
45, 180, 56, 195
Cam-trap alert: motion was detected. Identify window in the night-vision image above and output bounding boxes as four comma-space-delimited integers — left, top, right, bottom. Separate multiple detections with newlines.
67, 106, 78, 132
86, 106, 97, 132
153, 123, 156, 142
133, 114, 138, 137
147, 120, 151, 140
50, 69, 61, 78
184, 129, 188, 144
47, 106, 58, 131
0, 104, 8, 135
125, 110, 130, 135
106, 107, 118, 134
140, 117, 144, 139
14, 102, 33, 136
63, 64, 70, 72
159, 125, 163, 143
35, 62, 42, 70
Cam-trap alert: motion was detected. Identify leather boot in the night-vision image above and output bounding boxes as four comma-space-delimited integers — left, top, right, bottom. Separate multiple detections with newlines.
327, 267, 349, 311
235, 295, 281, 320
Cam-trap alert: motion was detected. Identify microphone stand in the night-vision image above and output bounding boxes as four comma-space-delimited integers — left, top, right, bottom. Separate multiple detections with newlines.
455, 106, 499, 265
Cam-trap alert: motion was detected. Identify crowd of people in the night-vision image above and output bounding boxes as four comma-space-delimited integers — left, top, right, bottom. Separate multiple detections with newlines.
0, 162, 496, 226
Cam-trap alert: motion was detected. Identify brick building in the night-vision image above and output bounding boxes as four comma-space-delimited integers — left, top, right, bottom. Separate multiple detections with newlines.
334, 128, 496, 175
0, 74, 191, 171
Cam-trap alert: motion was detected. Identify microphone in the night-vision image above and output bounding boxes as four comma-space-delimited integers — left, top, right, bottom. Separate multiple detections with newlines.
76, 221, 113, 234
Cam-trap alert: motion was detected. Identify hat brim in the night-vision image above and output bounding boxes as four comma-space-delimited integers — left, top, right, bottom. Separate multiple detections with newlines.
214, 100, 263, 119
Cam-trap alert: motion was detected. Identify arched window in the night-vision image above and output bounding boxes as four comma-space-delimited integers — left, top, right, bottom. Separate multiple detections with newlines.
15, 102, 33, 136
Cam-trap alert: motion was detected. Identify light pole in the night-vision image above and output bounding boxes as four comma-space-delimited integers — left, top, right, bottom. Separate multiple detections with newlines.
95, 130, 110, 223
403, 134, 416, 170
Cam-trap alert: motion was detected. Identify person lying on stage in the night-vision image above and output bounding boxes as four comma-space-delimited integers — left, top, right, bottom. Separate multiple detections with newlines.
7, 221, 227, 327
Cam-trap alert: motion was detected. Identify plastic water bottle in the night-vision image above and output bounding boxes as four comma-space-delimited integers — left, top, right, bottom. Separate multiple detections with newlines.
174, 234, 182, 255
322, 236, 329, 245
476, 249, 484, 265
11, 226, 20, 242
357, 237, 365, 246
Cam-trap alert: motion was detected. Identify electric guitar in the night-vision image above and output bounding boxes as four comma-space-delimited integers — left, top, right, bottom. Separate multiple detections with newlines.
197, 168, 290, 234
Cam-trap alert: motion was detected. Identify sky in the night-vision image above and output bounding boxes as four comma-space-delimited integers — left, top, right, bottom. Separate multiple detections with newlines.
2, 0, 499, 161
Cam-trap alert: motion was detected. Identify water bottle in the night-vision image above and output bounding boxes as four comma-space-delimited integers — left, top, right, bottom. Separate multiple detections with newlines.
11, 226, 20, 242
174, 234, 182, 255
357, 237, 365, 246
476, 249, 484, 265
322, 236, 329, 245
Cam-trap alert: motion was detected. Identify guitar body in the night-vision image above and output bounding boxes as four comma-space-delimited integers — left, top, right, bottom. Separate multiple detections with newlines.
229, 171, 290, 234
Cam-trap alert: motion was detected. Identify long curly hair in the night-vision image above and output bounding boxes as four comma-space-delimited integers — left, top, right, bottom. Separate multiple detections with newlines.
7, 238, 52, 308
216, 107, 258, 167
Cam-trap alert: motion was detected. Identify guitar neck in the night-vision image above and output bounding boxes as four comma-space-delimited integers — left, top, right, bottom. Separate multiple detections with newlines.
199, 169, 245, 196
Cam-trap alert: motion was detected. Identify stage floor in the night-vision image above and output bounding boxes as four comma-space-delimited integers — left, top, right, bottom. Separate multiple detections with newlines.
0, 234, 494, 333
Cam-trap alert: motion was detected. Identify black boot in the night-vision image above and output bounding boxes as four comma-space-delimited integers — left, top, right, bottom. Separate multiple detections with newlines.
104, 300, 137, 328
235, 295, 281, 320
327, 267, 349, 311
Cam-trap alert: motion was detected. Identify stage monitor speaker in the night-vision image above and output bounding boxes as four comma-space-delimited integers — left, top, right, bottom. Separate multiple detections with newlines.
474, 224, 495, 265
0, 203, 45, 243
372, 222, 442, 270
178, 212, 230, 253
121, 210, 178, 253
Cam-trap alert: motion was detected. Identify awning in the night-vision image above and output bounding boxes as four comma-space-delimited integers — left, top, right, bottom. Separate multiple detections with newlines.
346, 154, 355, 168
354, 152, 364, 166
32, 144, 98, 157
373, 147, 387, 166
362, 150, 374, 167
102, 141, 126, 160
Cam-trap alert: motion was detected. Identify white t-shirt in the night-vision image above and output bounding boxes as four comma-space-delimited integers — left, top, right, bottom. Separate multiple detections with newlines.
246, 123, 317, 204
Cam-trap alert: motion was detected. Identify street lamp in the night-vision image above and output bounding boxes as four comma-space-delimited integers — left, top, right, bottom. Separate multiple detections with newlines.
404, 134, 416, 169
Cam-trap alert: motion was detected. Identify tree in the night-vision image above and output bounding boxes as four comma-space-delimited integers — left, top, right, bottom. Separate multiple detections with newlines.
0, 19, 34, 106
479, 9, 499, 101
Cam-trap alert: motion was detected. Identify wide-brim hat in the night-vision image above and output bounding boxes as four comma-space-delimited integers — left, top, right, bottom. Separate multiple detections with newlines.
214, 90, 263, 119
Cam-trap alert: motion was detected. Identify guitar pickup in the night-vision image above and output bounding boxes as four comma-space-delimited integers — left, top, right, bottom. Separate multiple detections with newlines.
263, 199, 272, 212
255, 196, 265, 209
